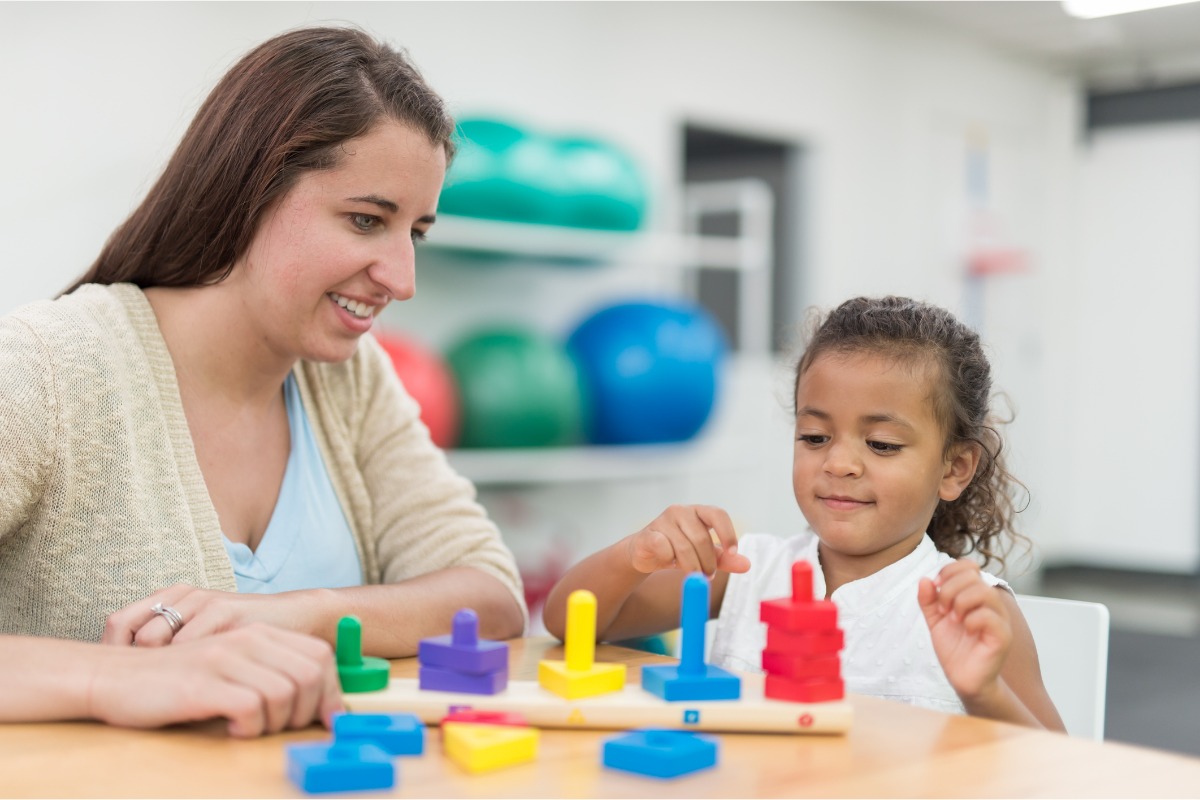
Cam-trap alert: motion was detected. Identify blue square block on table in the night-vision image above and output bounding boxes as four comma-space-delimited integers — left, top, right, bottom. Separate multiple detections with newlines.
332, 712, 425, 755
641, 663, 741, 701
286, 742, 395, 794
602, 728, 718, 778
418, 634, 508, 675
419, 663, 508, 695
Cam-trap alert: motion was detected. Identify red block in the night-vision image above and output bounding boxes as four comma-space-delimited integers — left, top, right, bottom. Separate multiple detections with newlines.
759, 560, 838, 632
759, 597, 838, 632
762, 652, 841, 681
764, 675, 845, 703
765, 626, 844, 657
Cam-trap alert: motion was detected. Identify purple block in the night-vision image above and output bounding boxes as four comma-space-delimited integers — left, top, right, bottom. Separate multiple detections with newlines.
418, 608, 509, 675
419, 663, 508, 695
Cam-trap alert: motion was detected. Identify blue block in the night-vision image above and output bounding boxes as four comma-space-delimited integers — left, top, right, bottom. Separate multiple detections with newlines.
286, 742, 395, 794
418, 608, 509, 675
641, 663, 741, 702
332, 712, 425, 756
602, 728, 718, 779
419, 663, 508, 695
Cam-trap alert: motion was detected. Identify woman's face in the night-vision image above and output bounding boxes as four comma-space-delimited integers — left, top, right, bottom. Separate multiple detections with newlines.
228, 120, 446, 364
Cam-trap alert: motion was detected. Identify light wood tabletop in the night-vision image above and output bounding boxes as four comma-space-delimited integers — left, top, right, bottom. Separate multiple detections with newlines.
3, 637, 1200, 798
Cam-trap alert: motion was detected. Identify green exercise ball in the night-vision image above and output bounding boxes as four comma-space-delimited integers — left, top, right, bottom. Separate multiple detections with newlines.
553, 136, 647, 231
439, 118, 559, 225
446, 327, 585, 448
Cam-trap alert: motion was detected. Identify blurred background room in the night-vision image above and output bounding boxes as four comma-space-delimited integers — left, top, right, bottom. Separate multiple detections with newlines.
2, 0, 1198, 754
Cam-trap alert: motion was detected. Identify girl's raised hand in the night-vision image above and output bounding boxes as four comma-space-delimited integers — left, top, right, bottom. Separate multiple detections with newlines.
625, 504, 751, 577
917, 558, 1013, 700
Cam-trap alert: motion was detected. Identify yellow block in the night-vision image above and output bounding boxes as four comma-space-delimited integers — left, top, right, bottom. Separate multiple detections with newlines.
443, 723, 539, 774
538, 659, 627, 700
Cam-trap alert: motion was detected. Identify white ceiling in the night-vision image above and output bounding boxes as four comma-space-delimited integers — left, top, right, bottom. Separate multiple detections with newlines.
875, 1, 1200, 91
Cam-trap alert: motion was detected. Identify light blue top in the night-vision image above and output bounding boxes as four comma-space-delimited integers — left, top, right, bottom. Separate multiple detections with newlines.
221, 374, 363, 593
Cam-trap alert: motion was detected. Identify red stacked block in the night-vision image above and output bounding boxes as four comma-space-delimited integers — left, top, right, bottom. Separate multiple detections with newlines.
759, 560, 845, 703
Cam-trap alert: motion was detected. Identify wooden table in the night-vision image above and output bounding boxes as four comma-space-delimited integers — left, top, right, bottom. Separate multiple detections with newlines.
3, 637, 1200, 798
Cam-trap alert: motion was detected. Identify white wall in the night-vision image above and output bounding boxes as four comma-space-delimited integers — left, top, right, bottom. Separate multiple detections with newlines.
0, 2, 1087, 582
1064, 123, 1200, 572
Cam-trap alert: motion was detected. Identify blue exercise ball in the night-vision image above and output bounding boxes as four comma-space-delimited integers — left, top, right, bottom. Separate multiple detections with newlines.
567, 301, 727, 445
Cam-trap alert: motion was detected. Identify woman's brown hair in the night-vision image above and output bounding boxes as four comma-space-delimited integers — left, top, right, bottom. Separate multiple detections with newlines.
794, 296, 1029, 572
65, 26, 455, 294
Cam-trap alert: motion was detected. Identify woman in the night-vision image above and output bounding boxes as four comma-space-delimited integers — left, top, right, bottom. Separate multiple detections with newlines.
0, 26, 526, 660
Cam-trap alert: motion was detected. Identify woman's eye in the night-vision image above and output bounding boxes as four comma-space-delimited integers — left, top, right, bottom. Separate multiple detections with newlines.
411, 229, 428, 244
350, 214, 379, 232
868, 440, 902, 454
798, 434, 828, 446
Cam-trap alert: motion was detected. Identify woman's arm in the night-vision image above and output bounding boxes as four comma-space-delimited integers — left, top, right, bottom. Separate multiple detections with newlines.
103, 569, 524, 658
0, 626, 342, 736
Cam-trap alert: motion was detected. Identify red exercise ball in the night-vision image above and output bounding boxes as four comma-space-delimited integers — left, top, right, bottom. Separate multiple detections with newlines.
374, 332, 461, 449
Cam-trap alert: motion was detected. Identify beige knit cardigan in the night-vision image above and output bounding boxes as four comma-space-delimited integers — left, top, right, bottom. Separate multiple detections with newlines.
0, 283, 526, 641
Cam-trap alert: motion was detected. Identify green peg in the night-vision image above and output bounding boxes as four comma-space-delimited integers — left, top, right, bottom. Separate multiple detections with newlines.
336, 615, 390, 693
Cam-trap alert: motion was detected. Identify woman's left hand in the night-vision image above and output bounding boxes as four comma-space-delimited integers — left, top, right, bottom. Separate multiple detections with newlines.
916, 558, 1013, 699
102, 584, 323, 647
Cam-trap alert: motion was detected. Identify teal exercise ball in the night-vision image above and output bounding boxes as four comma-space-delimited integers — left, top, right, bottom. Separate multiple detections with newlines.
446, 327, 585, 448
567, 300, 727, 444
439, 118, 559, 225
553, 137, 647, 231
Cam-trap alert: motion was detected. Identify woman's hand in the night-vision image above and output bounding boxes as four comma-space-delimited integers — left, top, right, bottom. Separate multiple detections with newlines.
917, 558, 1013, 701
88, 624, 343, 737
102, 584, 326, 647
625, 504, 751, 577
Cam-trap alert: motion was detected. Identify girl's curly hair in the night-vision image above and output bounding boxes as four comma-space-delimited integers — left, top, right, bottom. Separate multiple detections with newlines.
794, 296, 1029, 572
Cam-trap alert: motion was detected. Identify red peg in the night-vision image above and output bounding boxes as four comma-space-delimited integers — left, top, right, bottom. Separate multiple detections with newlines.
792, 561, 814, 603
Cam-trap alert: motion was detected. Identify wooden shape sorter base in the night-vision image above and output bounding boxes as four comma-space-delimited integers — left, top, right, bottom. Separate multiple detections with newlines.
344, 672, 852, 735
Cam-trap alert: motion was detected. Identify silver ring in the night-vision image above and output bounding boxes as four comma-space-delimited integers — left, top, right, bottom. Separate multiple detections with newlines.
150, 602, 184, 634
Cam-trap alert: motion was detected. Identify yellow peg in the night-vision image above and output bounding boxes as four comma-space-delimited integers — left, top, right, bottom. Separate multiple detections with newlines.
538, 589, 626, 699
565, 590, 597, 672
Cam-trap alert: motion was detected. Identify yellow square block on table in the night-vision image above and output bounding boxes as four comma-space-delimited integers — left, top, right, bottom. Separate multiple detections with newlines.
443, 723, 539, 774
538, 659, 627, 699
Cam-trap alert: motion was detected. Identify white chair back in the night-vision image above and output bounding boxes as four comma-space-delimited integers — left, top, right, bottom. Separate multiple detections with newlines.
1015, 594, 1110, 740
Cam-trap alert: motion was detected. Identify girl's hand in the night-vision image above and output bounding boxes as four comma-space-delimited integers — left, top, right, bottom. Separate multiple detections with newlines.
625, 504, 751, 577
102, 585, 324, 647
917, 558, 1013, 700
88, 624, 343, 737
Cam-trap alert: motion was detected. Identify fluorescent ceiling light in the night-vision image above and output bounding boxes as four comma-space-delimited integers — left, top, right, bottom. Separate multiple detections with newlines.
1063, 0, 1198, 18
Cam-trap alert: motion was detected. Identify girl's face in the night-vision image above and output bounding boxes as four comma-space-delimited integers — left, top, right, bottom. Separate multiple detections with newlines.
792, 351, 977, 574
226, 120, 446, 364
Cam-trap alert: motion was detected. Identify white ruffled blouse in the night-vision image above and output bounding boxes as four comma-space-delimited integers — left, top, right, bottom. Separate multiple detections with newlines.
710, 530, 1009, 715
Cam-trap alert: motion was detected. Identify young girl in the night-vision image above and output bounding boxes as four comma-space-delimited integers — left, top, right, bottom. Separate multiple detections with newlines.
544, 296, 1065, 731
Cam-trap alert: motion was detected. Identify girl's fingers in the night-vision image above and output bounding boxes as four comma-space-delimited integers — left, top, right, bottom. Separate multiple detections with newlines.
693, 505, 740, 551
674, 511, 720, 576
716, 545, 751, 573
917, 577, 943, 624
631, 528, 680, 572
